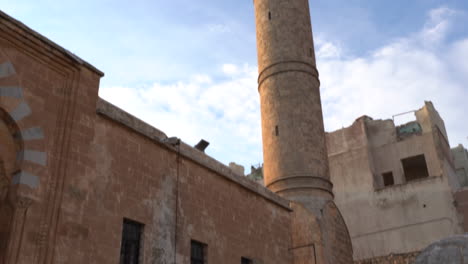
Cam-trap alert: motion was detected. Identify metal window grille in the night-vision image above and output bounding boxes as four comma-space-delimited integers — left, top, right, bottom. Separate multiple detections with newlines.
191, 240, 206, 264
120, 219, 143, 264
242, 257, 253, 264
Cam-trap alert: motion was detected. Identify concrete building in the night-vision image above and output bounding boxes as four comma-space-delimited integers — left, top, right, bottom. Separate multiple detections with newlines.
452, 145, 468, 235
452, 144, 468, 187
327, 101, 466, 263
0, 0, 353, 263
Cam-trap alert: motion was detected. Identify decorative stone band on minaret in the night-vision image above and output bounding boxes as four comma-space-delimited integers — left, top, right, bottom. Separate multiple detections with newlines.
254, 0, 333, 199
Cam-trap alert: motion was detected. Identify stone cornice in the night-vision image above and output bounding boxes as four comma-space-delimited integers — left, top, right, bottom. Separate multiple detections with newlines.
0, 9, 104, 77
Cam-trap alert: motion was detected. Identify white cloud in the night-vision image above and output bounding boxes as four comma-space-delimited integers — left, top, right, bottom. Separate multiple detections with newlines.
99, 65, 262, 170
317, 7, 468, 147
207, 23, 231, 33
420, 7, 457, 44
317, 42, 342, 59
315, 37, 342, 59
100, 6, 468, 171
222, 64, 239, 75
191, 74, 212, 84
449, 39, 468, 77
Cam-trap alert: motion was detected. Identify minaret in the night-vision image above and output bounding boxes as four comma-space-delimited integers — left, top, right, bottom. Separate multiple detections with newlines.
253, 0, 353, 263
254, 0, 331, 202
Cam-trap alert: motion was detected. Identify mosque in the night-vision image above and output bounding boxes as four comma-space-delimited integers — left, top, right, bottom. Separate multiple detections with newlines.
0, 1, 467, 264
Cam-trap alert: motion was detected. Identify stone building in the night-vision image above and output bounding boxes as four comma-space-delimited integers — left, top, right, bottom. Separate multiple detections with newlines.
327, 101, 468, 263
452, 145, 468, 235
253, 0, 352, 261
0, 0, 354, 263
452, 144, 468, 187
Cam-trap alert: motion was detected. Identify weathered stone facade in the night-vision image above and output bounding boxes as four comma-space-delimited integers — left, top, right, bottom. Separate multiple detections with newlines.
414, 235, 468, 263
0, 10, 294, 264
0, 0, 353, 263
253, 0, 353, 262
452, 144, 468, 187
327, 102, 466, 261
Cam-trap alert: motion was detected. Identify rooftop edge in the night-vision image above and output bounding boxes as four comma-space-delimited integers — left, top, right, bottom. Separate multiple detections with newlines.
96, 98, 292, 211
0, 9, 104, 77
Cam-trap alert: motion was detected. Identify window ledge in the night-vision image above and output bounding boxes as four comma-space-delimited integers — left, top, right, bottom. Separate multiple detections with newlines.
374, 175, 441, 192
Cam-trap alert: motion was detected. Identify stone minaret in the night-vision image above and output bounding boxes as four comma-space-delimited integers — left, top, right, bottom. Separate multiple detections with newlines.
253, 0, 353, 263
254, 0, 330, 204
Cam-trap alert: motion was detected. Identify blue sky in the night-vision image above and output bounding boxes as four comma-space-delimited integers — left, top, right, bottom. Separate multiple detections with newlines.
2, 1, 468, 172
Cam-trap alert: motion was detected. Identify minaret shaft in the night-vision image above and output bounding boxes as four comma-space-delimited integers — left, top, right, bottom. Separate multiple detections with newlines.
253, 3, 354, 262
254, 0, 332, 198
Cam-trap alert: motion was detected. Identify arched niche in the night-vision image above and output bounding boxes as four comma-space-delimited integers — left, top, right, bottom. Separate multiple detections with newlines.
0, 106, 23, 201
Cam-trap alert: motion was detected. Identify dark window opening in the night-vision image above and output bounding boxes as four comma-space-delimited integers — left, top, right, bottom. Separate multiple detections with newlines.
275, 125, 279, 136
268, 11, 271, 20
242, 257, 253, 264
191, 240, 206, 264
402, 154, 429, 182
309, 48, 313, 57
120, 219, 143, 264
382, 172, 394, 186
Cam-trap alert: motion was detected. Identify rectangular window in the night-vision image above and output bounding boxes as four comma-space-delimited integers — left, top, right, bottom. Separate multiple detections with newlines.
242, 257, 253, 264
402, 154, 429, 182
120, 219, 143, 264
382, 171, 394, 186
191, 240, 206, 264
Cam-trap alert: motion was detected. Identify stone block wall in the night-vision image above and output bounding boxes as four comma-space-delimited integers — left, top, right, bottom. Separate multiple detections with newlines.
354, 252, 419, 264
0, 10, 294, 264
454, 188, 468, 232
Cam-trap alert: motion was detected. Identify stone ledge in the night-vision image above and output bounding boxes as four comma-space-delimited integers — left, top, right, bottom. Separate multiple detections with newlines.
0, 10, 104, 77
96, 98, 291, 211
354, 251, 419, 264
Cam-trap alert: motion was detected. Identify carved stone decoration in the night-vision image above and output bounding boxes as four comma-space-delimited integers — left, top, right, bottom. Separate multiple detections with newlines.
0, 50, 46, 262
4, 195, 33, 264
11, 195, 33, 209
0, 104, 23, 264
0, 108, 22, 193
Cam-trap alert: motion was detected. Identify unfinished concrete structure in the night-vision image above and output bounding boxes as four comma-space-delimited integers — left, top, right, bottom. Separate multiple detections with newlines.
327, 102, 467, 263
452, 144, 468, 187
0, 0, 353, 263
452, 145, 468, 235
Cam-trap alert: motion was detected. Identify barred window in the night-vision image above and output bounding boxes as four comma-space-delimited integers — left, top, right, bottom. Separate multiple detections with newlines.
120, 219, 143, 264
191, 240, 206, 264
242, 257, 253, 264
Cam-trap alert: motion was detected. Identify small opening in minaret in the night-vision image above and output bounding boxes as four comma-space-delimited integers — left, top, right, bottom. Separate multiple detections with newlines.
275, 125, 279, 136
309, 48, 313, 57
268, 11, 271, 20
